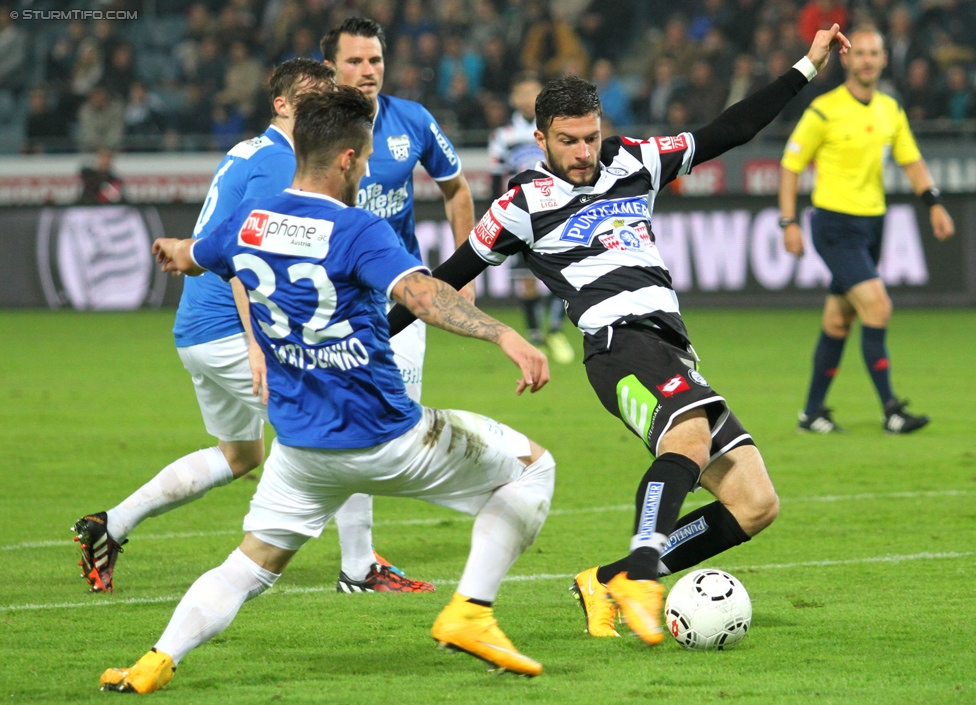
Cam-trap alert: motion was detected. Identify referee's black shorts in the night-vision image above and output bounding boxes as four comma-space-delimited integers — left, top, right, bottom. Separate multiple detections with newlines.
811, 207, 885, 295
585, 325, 754, 465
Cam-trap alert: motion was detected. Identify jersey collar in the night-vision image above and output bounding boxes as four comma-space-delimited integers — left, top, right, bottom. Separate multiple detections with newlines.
284, 187, 347, 207
533, 160, 604, 193
267, 124, 295, 152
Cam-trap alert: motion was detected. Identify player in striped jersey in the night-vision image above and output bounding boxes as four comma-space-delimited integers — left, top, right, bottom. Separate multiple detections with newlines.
389, 25, 850, 645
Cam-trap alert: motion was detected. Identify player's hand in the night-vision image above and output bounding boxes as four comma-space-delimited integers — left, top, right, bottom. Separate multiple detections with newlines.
498, 329, 550, 395
459, 281, 477, 305
248, 339, 269, 405
806, 23, 850, 74
783, 223, 805, 256
930, 204, 954, 241
152, 238, 181, 275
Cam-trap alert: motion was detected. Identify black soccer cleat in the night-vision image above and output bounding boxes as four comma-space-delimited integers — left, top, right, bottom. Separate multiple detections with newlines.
71, 511, 126, 593
798, 407, 843, 434
883, 398, 929, 434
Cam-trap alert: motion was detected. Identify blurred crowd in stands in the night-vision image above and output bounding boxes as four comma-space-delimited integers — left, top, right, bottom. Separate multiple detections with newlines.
2, 0, 974, 155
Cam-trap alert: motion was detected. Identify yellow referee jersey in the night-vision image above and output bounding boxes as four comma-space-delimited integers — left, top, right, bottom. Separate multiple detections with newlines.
781, 85, 922, 216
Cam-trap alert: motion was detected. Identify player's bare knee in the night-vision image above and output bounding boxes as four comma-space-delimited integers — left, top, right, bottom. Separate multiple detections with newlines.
220, 439, 265, 478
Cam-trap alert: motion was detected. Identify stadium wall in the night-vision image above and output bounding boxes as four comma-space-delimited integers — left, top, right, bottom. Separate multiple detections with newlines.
1, 143, 974, 309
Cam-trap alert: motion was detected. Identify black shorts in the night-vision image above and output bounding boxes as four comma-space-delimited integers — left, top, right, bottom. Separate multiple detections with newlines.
585, 325, 753, 463
811, 207, 885, 295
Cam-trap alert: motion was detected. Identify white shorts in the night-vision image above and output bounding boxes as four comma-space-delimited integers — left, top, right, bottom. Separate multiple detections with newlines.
177, 333, 267, 442
243, 407, 532, 550
391, 318, 425, 403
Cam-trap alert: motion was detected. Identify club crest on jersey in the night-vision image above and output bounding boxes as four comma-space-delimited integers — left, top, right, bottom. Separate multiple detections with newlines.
533, 177, 554, 196
654, 135, 688, 153
656, 374, 689, 398
559, 196, 649, 245
688, 369, 708, 387
605, 166, 629, 177
599, 219, 652, 251
474, 210, 502, 248
387, 134, 411, 161
238, 210, 332, 258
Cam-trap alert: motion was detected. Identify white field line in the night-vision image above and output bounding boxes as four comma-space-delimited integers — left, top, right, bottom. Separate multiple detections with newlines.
5, 488, 972, 553
2, 550, 971, 613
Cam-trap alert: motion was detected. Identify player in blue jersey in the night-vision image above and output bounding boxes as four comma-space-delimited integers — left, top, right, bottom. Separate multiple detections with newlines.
321, 17, 477, 404
100, 88, 555, 691
71, 59, 434, 596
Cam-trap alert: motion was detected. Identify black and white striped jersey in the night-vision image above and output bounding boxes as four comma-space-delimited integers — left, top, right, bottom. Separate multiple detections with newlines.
469, 133, 697, 357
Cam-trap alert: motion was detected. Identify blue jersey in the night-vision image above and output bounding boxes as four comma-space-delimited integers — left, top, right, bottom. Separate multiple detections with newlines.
356, 94, 461, 260
191, 188, 426, 450
173, 126, 296, 347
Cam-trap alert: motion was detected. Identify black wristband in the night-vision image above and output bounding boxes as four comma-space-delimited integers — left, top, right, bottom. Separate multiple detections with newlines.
921, 187, 942, 208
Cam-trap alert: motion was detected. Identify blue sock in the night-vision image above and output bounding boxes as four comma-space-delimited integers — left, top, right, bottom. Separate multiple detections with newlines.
861, 325, 894, 406
804, 331, 846, 417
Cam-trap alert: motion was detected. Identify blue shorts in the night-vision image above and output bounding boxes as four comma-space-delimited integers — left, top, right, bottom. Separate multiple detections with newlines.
811, 208, 885, 295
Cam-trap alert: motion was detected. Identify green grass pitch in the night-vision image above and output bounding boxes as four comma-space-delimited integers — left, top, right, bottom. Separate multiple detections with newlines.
1, 307, 973, 704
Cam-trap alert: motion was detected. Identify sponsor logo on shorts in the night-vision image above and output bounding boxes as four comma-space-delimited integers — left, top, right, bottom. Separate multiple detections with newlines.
474, 210, 502, 247
655, 135, 688, 154
533, 177, 554, 196
688, 369, 708, 387
657, 374, 689, 397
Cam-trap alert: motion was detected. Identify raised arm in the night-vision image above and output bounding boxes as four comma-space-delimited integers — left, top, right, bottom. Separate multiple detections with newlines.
390, 270, 547, 395
692, 24, 850, 165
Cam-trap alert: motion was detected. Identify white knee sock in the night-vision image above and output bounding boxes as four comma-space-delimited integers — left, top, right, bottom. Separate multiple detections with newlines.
106, 447, 233, 541
457, 451, 555, 603
155, 548, 278, 664
334, 493, 375, 580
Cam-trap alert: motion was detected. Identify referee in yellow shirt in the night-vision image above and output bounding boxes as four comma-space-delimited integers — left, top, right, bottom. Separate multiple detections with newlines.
779, 26, 954, 435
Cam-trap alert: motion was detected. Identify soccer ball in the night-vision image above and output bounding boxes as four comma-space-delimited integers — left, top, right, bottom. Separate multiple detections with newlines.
664, 569, 752, 650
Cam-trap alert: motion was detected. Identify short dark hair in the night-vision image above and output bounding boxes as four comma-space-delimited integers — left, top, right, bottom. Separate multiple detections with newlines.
319, 17, 387, 64
535, 75, 602, 134
293, 86, 374, 176
267, 58, 335, 117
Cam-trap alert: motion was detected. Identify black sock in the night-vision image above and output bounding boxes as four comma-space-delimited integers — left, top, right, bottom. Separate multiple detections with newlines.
466, 597, 492, 608
804, 330, 846, 416
596, 453, 700, 584
861, 325, 894, 406
658, 501, 751, 576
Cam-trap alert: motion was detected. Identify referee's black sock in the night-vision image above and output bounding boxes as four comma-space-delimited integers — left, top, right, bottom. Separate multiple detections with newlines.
657, 501, 751, 577
596, 453, 700, 584
804, 330, 846, 417
861, 325, 894, 406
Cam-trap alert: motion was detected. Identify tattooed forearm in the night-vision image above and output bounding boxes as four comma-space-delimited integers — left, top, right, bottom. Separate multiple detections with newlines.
395, 272, 510, 343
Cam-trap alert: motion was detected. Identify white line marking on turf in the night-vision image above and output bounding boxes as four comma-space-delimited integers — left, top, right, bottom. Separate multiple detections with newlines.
6, 489, 972, 553
2, 551, 971, 613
